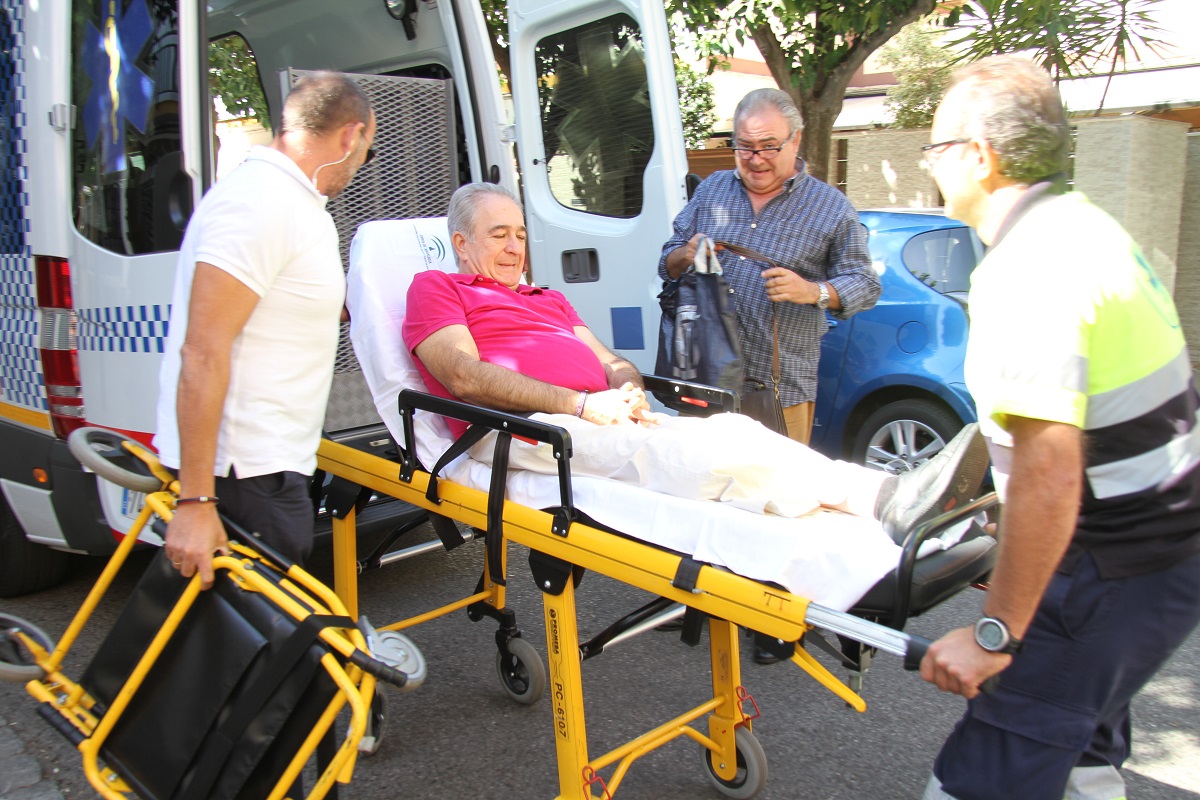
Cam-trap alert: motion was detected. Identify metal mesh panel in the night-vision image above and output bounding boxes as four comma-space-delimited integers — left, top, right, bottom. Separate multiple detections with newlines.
288, 69, 459, 432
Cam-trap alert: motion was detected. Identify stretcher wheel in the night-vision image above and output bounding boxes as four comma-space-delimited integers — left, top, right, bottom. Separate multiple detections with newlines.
68, 427, 164, 494
702, 727, 768, 799
0, 613, 54, 683
495, 636, 546, 705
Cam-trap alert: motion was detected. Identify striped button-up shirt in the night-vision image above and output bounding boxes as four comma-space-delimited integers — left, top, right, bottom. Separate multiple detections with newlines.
658, 164, 879, 406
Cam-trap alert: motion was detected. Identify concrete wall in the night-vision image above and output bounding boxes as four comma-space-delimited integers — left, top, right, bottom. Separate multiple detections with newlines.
1073, 116, 1189, 292
1174, 133, 1200, 364
835, 119, 1194, 327
841, 129, 941, 209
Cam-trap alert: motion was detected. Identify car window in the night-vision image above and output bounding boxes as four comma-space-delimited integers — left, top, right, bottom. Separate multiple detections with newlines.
902, 228, 978, 295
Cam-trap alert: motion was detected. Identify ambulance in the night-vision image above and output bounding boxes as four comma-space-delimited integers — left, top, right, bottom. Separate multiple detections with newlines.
0, 0, 689, 595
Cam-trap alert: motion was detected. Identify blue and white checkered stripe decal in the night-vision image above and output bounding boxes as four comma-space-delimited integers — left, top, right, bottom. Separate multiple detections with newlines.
77, 305, 171, 354
0, 0, 43, 412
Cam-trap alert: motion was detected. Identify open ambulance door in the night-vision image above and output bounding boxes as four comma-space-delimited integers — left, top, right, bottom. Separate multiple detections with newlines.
508, 0, 688, 375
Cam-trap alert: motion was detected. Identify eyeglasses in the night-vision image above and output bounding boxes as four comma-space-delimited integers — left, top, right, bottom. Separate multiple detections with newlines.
363, 147, 376, 166
921, 138, 970, 166
731, 136, 794, 160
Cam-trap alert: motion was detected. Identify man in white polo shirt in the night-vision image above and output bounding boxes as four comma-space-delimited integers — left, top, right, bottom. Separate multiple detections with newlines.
155, 72, 375, 588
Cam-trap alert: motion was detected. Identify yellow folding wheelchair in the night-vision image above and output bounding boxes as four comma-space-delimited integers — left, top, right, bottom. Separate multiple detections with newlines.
0, 427, 425, 800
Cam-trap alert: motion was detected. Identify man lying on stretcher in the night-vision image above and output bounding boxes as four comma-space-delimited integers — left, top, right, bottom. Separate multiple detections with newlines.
402, 182, 988, 541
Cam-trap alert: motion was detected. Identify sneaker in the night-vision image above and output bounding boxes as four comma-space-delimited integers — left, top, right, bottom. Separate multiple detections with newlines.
875, 423, 988, 543
753, 646, 784, 665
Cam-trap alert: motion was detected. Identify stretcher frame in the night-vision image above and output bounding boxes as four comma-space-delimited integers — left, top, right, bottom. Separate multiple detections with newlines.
316, 388, 997, 799
7, 431, 413, 800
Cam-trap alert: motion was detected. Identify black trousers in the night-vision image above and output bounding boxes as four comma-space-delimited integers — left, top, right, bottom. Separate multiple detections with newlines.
214, 468, 316, 565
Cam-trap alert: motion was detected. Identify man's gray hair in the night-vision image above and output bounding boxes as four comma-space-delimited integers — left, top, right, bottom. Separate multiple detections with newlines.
945, 55, 1070, 184
280, 72, 372, 136
733, 88, 804, 138
446, 182, 523, 242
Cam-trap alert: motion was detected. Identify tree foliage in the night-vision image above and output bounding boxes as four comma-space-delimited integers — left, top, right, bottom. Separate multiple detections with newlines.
670, 0, 1164, 180
949, 0, 1164, 113
675, 59, 718, 149
209, 35, 269, 129
878, 20, 953, 129
669, 0, 950, 182
949, 0, 1163, 81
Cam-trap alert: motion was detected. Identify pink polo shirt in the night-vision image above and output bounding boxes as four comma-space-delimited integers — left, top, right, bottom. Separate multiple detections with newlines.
402, 271, 610, 434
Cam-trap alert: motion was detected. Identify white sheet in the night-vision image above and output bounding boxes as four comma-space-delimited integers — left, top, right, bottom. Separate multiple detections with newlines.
347, 218, 904, 612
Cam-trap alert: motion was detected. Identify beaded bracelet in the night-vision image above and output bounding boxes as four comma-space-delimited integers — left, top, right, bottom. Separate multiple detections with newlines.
175, 495, 219, 507
574, 390, 589, 417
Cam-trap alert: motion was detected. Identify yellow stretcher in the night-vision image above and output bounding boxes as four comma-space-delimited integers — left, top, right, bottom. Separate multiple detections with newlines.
315, 388, 999, 800
0, 428, 423, 800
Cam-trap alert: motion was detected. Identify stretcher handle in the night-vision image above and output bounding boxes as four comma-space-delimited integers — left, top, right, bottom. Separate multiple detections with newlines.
902, 634, 1000, 694
348, 649, 410, 688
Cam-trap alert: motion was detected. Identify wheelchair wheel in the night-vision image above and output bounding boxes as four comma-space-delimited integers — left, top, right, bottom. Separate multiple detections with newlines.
67, 427, 163, 494
372, 630, 427, 692
0, 613, 54, 683
495, 636, 546, 705
359, 692, 387, 756
702, 727, 768, 799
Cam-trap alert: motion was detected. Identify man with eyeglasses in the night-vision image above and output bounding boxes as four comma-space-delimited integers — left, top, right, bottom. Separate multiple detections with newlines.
659, 88, 880, 449
917, 55, 1200, 800
155, 72, 377, 589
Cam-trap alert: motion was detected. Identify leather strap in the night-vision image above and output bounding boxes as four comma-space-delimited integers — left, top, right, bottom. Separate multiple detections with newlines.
716, 240, 781, 388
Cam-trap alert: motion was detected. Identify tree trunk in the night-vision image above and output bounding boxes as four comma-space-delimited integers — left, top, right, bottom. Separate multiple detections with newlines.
749, 2, 938, 186
796, 99, 840, 184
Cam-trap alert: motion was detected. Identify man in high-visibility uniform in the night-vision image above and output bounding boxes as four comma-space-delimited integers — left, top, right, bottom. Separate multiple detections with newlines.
919, 55, 1200, 800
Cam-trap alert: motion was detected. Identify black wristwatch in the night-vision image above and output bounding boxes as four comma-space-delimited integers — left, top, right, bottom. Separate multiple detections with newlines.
974, 616, 1023, 654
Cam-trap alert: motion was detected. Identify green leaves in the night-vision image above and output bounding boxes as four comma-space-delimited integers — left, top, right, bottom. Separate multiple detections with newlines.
675, 59, 718, 148
209, 35, 269, 129
949, 0, 1165, 83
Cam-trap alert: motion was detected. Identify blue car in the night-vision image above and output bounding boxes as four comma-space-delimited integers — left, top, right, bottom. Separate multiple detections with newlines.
810, 210, 985, 472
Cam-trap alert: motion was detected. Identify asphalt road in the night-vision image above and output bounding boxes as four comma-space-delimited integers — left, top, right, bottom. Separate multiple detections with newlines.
2, 521, 1198, 800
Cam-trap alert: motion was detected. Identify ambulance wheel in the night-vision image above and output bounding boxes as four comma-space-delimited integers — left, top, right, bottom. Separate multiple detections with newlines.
495, 636, 546, 705
0, 613, 54, 683
0, 498, 68, 597
67, 428, 163, 494
358, 692, 386, 757
702, 727, 768, 799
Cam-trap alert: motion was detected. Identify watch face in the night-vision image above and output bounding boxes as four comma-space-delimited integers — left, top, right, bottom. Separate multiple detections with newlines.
975, 618, 1008, 651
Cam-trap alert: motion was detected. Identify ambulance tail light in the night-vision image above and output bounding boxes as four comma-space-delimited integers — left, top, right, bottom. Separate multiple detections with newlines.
35, 255, 88, 438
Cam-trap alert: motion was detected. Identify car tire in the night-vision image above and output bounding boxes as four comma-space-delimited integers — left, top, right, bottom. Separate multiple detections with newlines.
851, 399, 963, 474
0, 496, 70, 598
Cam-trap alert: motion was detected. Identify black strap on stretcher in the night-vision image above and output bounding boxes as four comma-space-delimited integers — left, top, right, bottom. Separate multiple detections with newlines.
397, 391, 582, 586
177, 612, 356, 800
671, 557, 710, 647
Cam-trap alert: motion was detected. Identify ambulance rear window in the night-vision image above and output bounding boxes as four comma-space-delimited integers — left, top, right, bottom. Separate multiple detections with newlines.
71, 0, 192, 255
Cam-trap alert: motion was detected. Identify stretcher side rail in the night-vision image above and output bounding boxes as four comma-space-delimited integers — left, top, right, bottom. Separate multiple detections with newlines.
887, 493, 999, 627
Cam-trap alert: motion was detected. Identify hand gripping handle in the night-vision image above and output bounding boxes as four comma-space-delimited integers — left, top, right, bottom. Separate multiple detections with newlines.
903, 635, 1000, 693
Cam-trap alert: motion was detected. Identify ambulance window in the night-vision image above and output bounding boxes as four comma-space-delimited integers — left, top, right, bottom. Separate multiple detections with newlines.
0, 8, 24, 255
535, 14, 653, 219
209, 34, 271, 182
71, 0, 191, 255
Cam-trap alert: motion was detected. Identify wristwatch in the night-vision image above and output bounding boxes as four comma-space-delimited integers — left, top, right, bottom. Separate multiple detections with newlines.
815, 282, 830, 310
974, 616, 1023, 654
